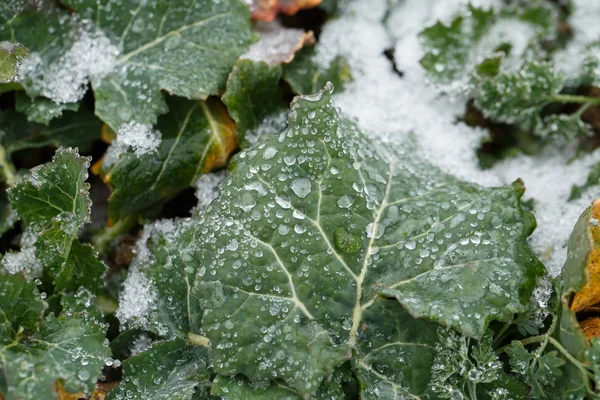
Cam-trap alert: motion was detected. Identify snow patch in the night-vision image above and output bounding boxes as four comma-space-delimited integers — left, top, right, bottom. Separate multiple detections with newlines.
103, 121, 162, 168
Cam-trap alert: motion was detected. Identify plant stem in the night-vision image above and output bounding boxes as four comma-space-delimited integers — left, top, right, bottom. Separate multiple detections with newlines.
546, 94, 600, 105
91, 214, 138, 254
493, 321, 513, 348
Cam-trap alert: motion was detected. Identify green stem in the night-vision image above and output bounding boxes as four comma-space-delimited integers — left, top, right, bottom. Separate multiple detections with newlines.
497, 335, 546, 355
467, 381, 478, 400
493, 321, 513, 347
91, 214, 138, 254
546, 94, 600, 105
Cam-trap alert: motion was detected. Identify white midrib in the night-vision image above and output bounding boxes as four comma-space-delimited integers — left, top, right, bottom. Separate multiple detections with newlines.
348, 164, 393, 346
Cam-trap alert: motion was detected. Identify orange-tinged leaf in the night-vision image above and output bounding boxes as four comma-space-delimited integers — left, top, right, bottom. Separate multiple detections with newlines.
201, 99, 238, 173
249, 0, 322, 21
580, 317, 600, 340
571, 200, 600, 312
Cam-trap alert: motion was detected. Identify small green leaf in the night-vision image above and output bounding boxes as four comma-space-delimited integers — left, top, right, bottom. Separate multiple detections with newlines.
103, 97, 237, 221
0, 272, 44, 341
0, 41, 27, 83
283, 46, 352, 95
570, 163, 600, 201
474, 62, 563, 126
537, 114, 591, 140
222, 59, 284, 142
0, 289, 111, 400
107, 339, 211, 400
15, 92, 79, 125
9, 148, 106, 293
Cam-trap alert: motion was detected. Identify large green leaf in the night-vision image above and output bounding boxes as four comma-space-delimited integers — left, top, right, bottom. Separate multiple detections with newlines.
193, 85, 544, 396
222, 59, 284, 142
9, 148, 106, 293
103, 96, 237, 221
0, 41, 27, 83
107, 338, 211, 400
62, 0, 253, 131
0, 287, 111, 400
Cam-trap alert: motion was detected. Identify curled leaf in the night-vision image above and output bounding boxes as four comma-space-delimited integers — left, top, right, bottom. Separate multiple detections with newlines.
241, 21, 314, 66
249, 0, 322, 21
570, 199, 600, 312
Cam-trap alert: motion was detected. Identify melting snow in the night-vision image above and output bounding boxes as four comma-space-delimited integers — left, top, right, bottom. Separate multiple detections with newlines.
0, 230, 42, 277
103, 121, 162, 168
18, 22, 118, 104
241, 21, 315, 65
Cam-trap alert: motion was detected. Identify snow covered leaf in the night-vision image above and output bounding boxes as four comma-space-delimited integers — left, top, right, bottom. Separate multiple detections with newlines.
15, 93, 79, 125
0, 289, 111, 400
419, 2, 557, 89
62, 0, 253, 131
9, 148, 106, 293
103, 97, 236, 222
107, 339, 211, 400
0, 273, 44, 342
248, 0, 322, 21
283, 47, 351, 95
241, 21, 314, 66
116, 220, 204, 340
194, 85, 544, 396
0, 41, 27, 83
222, 60, 284, 141
475, 62, 563, 127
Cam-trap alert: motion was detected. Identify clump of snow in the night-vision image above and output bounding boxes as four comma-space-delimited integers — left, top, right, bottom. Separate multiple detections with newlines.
129, 333, 154, 357
194, 171, 227, 211
0, 230, 43, 277
116, 219, 181, 331
244, 110, 288, 145
103, 121, 162, 168
18, 22, 118, 104
241, 21, 314, 65
313, 0, 600, 276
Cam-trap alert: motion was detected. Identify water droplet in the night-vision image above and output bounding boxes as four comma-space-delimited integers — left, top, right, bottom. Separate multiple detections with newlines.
337, 195, 355, 209
290, 178, 311, 198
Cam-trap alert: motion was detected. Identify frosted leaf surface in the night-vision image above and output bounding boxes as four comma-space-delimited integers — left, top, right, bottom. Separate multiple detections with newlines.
193, 85, 543, 396
117, 219, 202, 340
0, 41, 27, 83
3, 0, 253, 131
241, 21, 314, 66
0, 230, 42, 277
102, 97, 237, 221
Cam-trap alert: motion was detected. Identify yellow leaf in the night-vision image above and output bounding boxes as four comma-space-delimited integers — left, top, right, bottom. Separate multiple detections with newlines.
580, 317, 600, 340
571, 199, 600, 312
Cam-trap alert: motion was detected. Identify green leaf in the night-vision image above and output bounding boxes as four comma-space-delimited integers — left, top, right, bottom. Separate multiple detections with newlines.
194, 85, 544, 396
116, 219, 203, 339
61, 0, 253, 131
474, 62, 563, 126
283, 47, 352, 95
107, 338, 211, 400
419, 2, 557, 87
0, 272, 44, 342
0, 108, 101, 157
537, 113, 591, 141
0, 41, 27, 83
222, 59, 284, 142
103, 97, 237, 221
9, 148, 106, 293
0, 289, 111, 400
15, 92, 79, 125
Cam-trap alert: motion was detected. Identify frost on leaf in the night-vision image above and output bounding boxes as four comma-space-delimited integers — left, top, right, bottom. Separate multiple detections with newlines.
0, 41, 27, 83
15, 93, 80, 126
241, 21, 314, 66
62, 0, 253, 131
102, 97, 237, 222
192, 85, 544, 396
246, 0, 323, 21
8, 148, 106, 294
